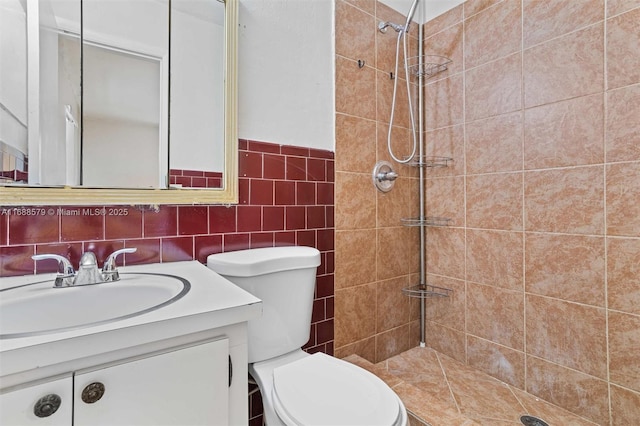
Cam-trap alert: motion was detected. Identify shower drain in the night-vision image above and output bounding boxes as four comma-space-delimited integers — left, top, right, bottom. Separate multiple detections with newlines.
520, 415, 549, 426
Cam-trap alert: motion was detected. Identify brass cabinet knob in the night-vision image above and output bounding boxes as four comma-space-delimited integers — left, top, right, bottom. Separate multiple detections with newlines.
33, 394, 62, 418
81, 382, 105, 404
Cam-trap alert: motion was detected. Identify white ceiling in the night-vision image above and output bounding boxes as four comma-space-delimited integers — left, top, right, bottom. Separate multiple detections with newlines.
380, 0, 466, 23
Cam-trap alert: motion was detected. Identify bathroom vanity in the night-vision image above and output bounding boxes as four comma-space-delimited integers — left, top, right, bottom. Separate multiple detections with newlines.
0, 261, 262, 425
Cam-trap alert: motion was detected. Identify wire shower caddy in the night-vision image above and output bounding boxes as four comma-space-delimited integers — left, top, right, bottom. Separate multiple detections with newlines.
406, 55, 453, 80
400, 53, 454, 347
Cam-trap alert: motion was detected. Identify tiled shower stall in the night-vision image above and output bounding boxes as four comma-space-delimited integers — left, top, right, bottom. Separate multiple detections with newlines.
334, 0, 640, 424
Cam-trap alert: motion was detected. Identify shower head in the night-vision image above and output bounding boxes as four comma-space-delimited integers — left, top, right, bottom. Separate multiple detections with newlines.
403, 0, 419, 33
378, 21, 405, 33
378, 0, 420, 34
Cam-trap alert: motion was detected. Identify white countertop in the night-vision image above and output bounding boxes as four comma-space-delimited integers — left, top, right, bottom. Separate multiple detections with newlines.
0, 261, 262, 389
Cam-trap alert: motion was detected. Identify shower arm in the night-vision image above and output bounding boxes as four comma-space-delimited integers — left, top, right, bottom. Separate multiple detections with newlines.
378, 21, 404, 33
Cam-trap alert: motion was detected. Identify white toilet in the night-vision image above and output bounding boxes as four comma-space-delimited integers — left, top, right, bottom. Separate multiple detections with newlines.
207, 246, 408, 426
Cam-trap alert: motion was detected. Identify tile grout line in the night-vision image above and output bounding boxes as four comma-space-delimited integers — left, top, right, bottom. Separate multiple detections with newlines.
461, 0, 468, 368
506, 380, 529, 416
434, 350, 462, 415
602, 1, 613, 424
373, 3, 380, 354
520, 0, 528, 396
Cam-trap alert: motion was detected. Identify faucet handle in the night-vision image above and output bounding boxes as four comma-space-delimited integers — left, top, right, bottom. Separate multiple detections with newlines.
32, 254, 75, 287
102, 248, 137, 281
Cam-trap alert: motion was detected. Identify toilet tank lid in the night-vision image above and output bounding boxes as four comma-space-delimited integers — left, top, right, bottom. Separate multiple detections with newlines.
207, 246, 321, 277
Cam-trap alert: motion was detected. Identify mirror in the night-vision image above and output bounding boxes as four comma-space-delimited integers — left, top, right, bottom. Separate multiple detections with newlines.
81, 0, 168, 188
0, 0, 237, 205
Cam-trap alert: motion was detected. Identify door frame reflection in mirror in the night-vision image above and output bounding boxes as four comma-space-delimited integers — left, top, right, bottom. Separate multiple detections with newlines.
0, 0, 237, 206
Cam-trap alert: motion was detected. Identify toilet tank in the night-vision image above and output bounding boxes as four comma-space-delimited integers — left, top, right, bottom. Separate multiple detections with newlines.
207, 247, 321, 363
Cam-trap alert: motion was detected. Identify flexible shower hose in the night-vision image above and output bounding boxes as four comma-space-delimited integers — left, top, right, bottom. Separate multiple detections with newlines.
386, 27, 418, 164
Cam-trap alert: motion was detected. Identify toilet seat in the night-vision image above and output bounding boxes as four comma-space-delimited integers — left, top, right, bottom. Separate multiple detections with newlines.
271, 353, 402, 426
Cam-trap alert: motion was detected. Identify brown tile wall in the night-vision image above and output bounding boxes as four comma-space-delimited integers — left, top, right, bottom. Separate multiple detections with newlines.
334, 0, 422, 363
421, 0, 640, 424
0, 139, 335, 426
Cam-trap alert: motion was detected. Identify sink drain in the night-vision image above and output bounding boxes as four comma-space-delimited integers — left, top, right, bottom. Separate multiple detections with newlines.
520, 415, 549, 426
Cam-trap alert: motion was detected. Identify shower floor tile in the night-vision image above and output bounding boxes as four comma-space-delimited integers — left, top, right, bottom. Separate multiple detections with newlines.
344, 347, 599, 426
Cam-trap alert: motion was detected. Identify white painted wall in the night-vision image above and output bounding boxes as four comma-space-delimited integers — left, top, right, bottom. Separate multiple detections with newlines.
236, 0, 463, 153
237, 0, 335, 152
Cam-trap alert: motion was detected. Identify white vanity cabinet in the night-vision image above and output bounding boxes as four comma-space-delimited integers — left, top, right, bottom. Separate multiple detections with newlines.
74, 338, 230, 425
0, 376, 73, 425
1, 337, 237, 425
0, 261, 263, 426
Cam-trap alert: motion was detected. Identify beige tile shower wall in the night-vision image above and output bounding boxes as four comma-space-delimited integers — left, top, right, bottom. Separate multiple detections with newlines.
334, 0, 422, 363
422, 0, 640, 424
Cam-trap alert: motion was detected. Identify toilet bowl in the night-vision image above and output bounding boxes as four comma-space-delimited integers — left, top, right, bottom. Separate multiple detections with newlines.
207, 247, 407, 426
253, 349, 407, 426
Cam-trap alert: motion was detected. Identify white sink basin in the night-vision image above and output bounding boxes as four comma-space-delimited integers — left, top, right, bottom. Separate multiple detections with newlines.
0, 273, 190, 339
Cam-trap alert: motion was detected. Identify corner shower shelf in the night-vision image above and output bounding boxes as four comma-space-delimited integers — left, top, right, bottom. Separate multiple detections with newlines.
406, 55, 452, 79
401, 216, 452, 227
402, 284, 452, 299
405, 155, 453, 168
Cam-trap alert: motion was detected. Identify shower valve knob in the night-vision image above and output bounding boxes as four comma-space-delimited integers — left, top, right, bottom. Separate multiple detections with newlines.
377, 171, 398, 181
372, 161, 397, 193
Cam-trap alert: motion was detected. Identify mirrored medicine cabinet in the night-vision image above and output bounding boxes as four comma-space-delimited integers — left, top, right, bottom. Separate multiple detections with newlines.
0, 0, 237, 205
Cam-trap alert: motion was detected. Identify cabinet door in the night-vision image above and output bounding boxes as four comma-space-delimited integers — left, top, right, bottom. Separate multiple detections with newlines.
0, 376, 73, 426
74, 338, 229, 426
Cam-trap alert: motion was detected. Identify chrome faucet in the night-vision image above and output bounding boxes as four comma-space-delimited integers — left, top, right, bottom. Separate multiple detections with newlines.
102, 248, 136, 282
31, 254, 75, 287
32, 248, 137, 288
